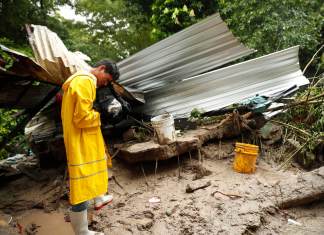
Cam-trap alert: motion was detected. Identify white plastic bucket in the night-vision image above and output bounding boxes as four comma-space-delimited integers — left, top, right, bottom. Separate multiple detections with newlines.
151, 114, 176, 145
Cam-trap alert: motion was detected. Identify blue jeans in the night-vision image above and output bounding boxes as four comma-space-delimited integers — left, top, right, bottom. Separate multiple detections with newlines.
71, 200, 89, 212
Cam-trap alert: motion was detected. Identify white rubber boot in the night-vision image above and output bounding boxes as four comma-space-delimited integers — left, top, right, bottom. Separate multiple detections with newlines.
94, 194, 113, 210
70, 210, 104, 235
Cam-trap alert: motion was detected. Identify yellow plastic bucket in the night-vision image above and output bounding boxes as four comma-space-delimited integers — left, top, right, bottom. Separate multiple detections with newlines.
233, 143, 259, 174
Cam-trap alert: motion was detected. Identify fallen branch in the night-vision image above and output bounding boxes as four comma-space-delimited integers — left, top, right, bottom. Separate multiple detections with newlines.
270, 120, 311, 137
140, 164, 149, 187
110, 175, 124, 190
266, 92, 324, 113
111, 148, 121, 159
211, 190, 242, 199
127, 115, 154, 132
303, 44, 324, 74
186, 180, 211, 193
278, 140, 309, 170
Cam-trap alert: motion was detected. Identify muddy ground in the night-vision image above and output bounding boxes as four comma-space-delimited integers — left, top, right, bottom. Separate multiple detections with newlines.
0, 141, 323, 235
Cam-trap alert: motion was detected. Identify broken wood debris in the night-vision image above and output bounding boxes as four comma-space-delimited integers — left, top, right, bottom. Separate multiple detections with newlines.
118, 112, 266, 163
185, 180, 211, 193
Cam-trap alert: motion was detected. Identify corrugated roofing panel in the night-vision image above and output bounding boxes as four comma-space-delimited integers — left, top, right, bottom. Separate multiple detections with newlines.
118, 13, 255, 92
139, 46, 309, 117
0, 77, 56, 109
27, 25, 91, 85
0, 45, 57, 109
0, 45, 54, 84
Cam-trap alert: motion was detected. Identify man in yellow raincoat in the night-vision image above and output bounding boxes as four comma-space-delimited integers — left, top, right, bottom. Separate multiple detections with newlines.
61, 60, 120, 235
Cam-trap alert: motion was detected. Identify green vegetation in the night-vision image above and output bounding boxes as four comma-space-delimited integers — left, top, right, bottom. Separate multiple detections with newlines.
0, 0, 323, 160
218, 0, 323, 75
150, 0, 218, 40
0, 110, 29, 160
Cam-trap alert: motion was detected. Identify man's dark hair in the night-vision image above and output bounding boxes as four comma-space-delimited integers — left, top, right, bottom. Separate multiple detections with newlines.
94, 59, 120, 81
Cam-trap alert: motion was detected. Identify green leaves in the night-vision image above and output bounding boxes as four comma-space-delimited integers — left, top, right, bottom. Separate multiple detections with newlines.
218, 0, 323, 74
150, 0, 219, 40
72, 0, 154, 61
0, 109, 28, 160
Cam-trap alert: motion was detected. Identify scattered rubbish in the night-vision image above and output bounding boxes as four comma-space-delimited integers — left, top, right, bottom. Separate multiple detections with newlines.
239, 95, 272, 113
233, 143, 259, 174
287, 218, 302, 226
185, 180, 211, 193
148, 197, 161, 204
151, 114, 176, 145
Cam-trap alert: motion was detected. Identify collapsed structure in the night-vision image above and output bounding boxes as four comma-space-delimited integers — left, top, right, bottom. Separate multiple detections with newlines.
0, 13, 309, 163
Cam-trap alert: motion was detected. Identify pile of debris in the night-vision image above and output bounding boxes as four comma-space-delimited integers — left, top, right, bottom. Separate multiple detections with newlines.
0, 12, 322, 169
0, 154, 38, 179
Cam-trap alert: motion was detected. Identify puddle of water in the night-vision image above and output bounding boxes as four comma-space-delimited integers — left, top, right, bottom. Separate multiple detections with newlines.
18, 210, 73, 235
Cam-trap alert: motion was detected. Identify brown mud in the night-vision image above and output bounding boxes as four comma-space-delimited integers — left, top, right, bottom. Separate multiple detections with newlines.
0, 143, 323, 235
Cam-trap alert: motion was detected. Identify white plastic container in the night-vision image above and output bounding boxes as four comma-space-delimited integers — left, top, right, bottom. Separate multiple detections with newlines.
151, 114, 176, 145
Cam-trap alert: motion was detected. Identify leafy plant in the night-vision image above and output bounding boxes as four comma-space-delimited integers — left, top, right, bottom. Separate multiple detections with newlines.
0, 109, 29, 160
190, 108, 203, 119
150, 0, 218, 40
218, 0, 323, 74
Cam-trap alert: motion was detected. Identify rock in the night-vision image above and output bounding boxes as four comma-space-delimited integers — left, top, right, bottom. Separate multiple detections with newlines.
143, 210, 154, 219
166, 204, 179, 216
260, 123, 282, 145
136, 218, 153, 231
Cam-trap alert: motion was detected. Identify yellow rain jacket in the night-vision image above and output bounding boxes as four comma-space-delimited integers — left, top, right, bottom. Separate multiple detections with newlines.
61, 71, 108, 205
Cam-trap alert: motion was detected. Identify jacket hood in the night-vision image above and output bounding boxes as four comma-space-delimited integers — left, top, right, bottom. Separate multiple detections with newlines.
62, 71, 97, 91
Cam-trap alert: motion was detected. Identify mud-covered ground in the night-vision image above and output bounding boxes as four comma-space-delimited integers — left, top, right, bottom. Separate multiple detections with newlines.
0, 141, 323, 235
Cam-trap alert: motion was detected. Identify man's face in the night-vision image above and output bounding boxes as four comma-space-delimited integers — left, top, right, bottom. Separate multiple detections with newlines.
95, 65, 113, 87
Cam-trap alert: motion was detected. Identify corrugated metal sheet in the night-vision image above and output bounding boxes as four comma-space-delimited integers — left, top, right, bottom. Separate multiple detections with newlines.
0, 45, 57, 109
0, 78, 55, 109
118, 13, 255, 92
0, 45, 54, 84
139, 46, 309, 117
27, 24, 91, 85
26, 25, 144, 103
